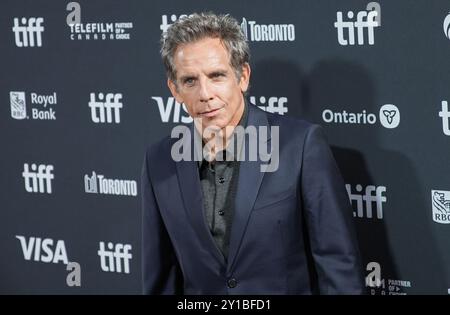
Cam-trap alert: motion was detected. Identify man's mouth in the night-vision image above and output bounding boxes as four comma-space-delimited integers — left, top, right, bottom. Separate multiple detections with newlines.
199, 107, 222, 118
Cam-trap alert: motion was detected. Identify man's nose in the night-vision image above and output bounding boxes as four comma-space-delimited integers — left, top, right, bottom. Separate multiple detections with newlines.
198, 79, 213, 102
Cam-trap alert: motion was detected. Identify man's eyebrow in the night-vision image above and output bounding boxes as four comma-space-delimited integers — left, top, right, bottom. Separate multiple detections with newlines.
208, 70, 228, 76
179, 74, 198, 82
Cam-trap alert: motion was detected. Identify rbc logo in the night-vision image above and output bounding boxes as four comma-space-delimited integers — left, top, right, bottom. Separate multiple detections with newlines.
431, 190, 450, 224
10, 91, 27, 119
22, 163, 54, 194
89, 93, 123, 124
12, 17, 44, 47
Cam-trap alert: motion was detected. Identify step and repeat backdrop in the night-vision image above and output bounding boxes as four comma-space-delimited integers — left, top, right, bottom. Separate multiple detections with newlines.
1, 0, 450, 294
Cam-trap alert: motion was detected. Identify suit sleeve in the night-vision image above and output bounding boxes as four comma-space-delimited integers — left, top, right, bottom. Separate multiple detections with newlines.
300, 124, 365, 294
141, 146, 183, 294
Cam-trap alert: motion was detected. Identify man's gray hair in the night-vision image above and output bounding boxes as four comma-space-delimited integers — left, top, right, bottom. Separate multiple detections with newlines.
161, 12, 250, 84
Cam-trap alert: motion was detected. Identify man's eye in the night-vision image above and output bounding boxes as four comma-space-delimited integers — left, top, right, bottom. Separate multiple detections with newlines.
184, 78, 195, 85
212, 73, 224, 78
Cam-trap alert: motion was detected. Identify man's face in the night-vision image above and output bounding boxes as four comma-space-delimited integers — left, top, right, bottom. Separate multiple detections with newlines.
168, 37, 250, 132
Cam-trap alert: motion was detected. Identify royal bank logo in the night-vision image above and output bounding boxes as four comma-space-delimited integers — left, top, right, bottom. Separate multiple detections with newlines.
84, 171, 137, 197
22, 163, 54, 194
249, 96, 288, 115
89, 93, 123, 124
444, 12, 450, 40
322, 104, 400, 129
98, 241, 132, 274
346, 184, 386, 219
366, 262, 411, 295
12, 17, 44, 47
240, 17, 295, 42
10, 92, 26, 119
334, 2, 380, 46
66, 2, 133, 40
439, 100, 450, 136
431, 190, 450, 224
10, 91, 57, 120
16, 235, 68, 264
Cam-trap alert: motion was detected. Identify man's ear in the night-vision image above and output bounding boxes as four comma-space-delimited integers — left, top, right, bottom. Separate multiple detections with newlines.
167, 78, 183, 103
239, 63, 251, 93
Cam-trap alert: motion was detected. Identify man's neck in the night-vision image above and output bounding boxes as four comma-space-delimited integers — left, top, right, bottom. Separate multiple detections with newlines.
197, 99, 248, 161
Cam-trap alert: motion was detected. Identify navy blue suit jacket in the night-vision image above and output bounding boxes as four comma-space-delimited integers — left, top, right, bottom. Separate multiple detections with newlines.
141, 104, 365, 294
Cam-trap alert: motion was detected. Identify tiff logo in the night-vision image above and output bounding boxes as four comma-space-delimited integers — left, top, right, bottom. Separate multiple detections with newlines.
439, 100, 450, 136
22, 163, 54, 194
12, 17, 44, 47
89, 93, 123, 123
98, 241, 132, 274
249, 96, 288, 115
346, 184, 386, 219
160, 14, 189, 35
334, 2, 380, 46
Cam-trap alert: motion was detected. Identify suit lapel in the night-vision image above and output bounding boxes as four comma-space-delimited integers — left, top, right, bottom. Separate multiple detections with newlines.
175, 124, 226, 265
174, 105, 273, 270
227, 105, 272, 273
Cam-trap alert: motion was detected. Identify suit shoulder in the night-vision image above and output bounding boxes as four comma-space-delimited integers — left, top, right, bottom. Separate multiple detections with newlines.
144, 135, 173, 163
264, 110, 320, 138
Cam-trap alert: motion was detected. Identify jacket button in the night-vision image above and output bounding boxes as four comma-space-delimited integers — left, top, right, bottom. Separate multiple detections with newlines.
218, 177, 225, 184
227, 278, 237, 288
218, 210, 225, 216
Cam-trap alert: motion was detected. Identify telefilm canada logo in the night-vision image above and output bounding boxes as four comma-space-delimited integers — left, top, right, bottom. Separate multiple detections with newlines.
366, 262, 412, 295
66, 2, 133, 41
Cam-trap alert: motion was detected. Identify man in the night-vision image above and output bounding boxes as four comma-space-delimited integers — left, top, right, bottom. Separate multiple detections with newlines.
141, 12, 365, 294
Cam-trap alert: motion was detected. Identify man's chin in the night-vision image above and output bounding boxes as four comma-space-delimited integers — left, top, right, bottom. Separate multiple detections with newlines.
196, 117, 227, 130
